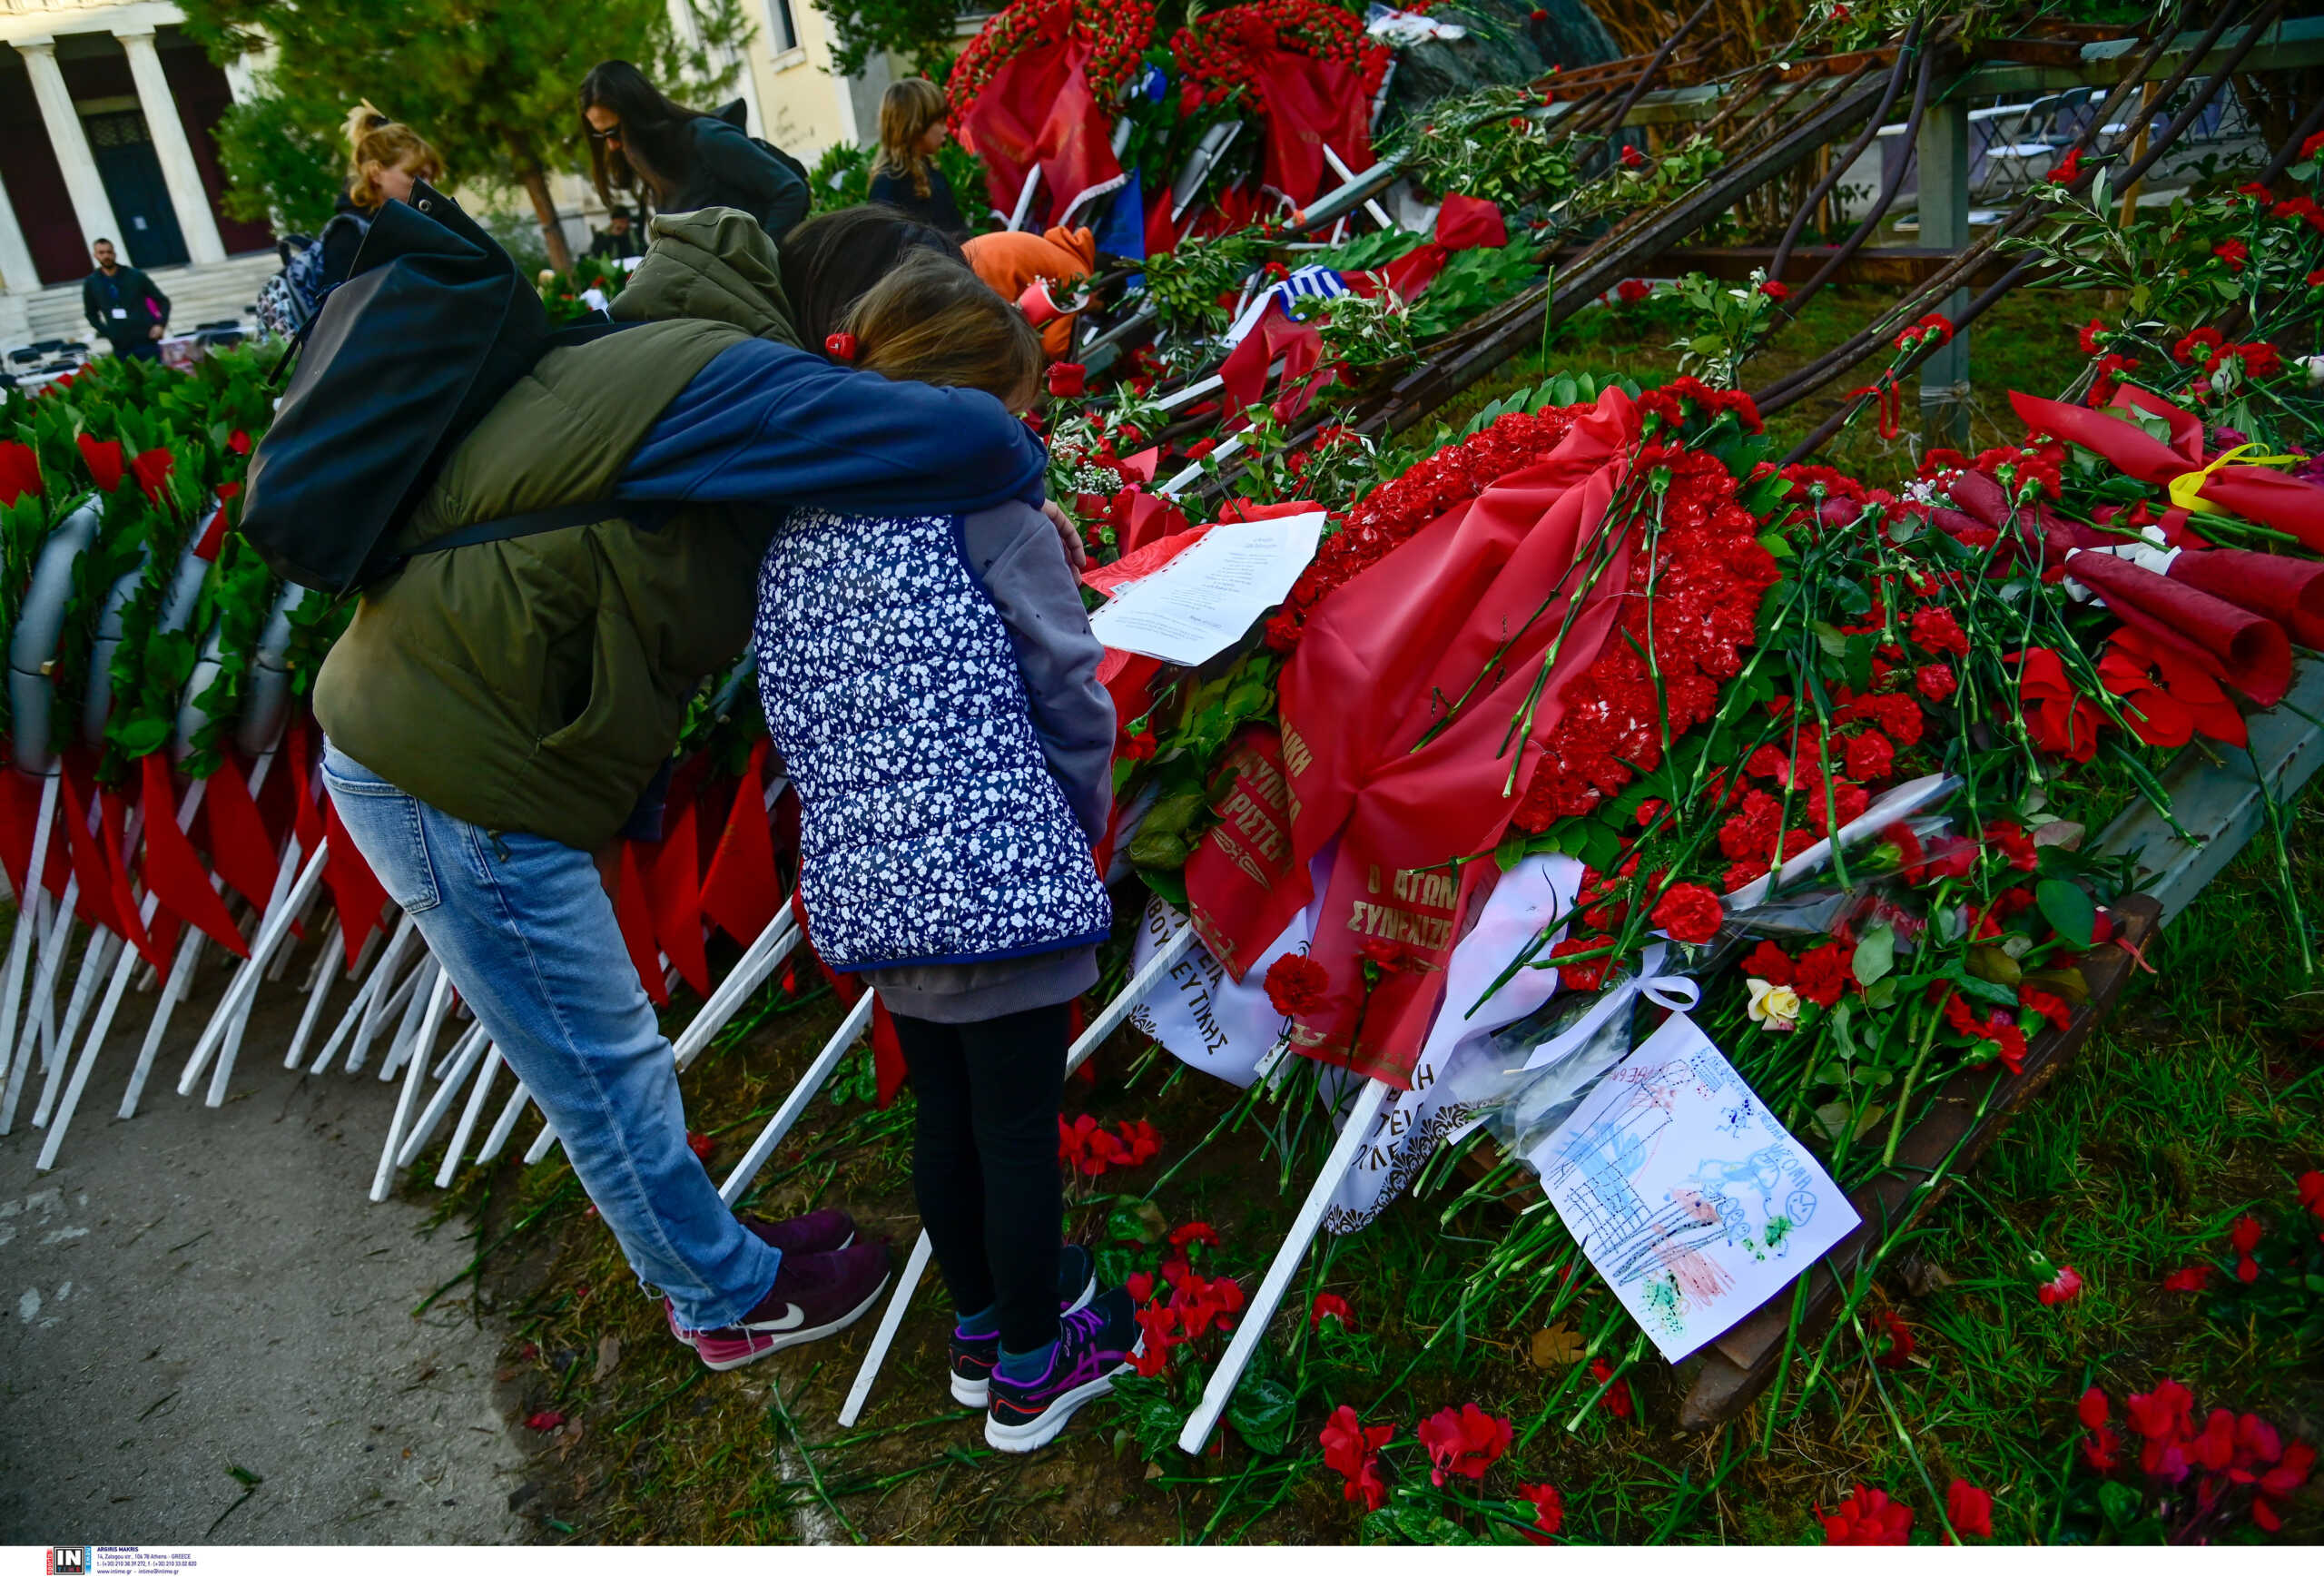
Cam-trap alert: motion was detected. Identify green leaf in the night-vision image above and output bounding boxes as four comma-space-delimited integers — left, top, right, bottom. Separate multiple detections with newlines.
1851, 922, 1896, 987
1223, 1374, 1298, 1456
1363, 1506, 1479, 1545
109, 715, 172, 759
2035, 878, 2095, 949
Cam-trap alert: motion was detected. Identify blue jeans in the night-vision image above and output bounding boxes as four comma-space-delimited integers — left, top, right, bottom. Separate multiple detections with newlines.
322, 742, 780, 1328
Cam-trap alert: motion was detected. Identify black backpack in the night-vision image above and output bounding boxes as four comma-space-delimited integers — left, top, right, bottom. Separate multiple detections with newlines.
240, 182, 628, 594
714, 97, 811, 186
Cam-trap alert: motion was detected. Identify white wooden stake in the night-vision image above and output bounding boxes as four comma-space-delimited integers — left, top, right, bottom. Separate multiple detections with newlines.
435, 1045, 504, 1187
394, 1020, 490, 1168
375, 958, 441, 1081
836, 1233, 935, 1428
32, 931, 120, 1129
174, 835, 326, 1096
1176, 1078, 1392, 1456
310, 914, 413, 1074
837, 926, 1196, 1425
1320, 143, 1395, 230
120, 928, 203, 1119
673, 911, 799, 1070
283, 916, 344, 1068
715, 990, 877, 1206
476, 1079, 532, 1166
370, 969, 453, 1202
0, 771, 59, 1089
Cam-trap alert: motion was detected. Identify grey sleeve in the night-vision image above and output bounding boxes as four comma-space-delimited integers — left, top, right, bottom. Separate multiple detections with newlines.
961, 503, 1115, 845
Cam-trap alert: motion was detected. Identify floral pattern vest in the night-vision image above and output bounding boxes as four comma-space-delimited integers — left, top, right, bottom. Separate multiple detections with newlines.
753, 508, 1112, 973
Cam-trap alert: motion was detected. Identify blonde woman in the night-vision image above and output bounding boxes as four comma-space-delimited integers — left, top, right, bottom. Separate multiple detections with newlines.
868, 77, 966, 237
320, 101, 445, 288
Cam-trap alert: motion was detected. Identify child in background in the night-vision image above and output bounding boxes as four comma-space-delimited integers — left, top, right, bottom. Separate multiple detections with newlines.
869, 78, 968, 237
750, 253, 1134, 1454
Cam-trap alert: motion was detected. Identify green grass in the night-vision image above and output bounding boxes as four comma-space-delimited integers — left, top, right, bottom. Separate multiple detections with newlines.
418, 777, 2320, 1543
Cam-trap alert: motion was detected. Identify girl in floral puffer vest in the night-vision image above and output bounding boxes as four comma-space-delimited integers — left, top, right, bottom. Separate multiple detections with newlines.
752, 251, 1137, 1454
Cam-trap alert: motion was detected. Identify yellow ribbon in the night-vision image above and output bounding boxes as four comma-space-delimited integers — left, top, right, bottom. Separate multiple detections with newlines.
2166, 442, 2299, 517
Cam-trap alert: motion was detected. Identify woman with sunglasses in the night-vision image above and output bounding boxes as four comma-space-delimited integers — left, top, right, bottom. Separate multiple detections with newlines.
579, 60, 810, 241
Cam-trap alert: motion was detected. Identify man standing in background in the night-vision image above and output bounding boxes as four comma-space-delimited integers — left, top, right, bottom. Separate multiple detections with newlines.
83, 239, 171, 361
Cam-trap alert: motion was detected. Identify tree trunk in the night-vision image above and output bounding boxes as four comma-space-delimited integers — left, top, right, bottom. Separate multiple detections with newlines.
520, 168, 573, 275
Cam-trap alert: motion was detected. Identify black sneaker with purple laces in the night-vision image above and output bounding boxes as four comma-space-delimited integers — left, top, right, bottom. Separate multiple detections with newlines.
984, 1286, 1138, 1454
948, 1244, 1098, 1407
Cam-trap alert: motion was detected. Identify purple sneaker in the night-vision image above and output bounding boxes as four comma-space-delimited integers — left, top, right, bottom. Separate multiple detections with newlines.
666, 1210, 860, 1352
689, 1239, 891, 1372
949, 1245, 1098, 1407
984, 1286, 1137, 1454
743, 1208, 856, 1256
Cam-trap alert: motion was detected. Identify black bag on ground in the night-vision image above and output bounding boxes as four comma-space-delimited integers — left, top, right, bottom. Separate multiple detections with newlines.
240, 181, 556, 594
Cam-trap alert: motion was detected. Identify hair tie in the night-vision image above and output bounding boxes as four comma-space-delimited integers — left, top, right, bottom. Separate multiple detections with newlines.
824, 332, 857, 361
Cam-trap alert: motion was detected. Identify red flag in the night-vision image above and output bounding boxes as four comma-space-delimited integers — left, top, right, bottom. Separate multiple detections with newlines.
54, 763, 128, 940
871, 996, 908, 1109
1218, 303, 1324, 421
140, 753, 246, 961
1250, 46, 1374, 209
196, 750, 281, 914
959, 24, 1126, 230
0, 766, 69, 903
1372, 195, 1510, 300
320, 795, 391, 967
700, 741, 781, 945
1273, 390, 1640, 1084
643, 794, 712, 997
94, 781, 163, 969
614, 841, 669, 1007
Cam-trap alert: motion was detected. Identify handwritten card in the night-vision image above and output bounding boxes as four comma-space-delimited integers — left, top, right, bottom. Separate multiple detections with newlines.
1088, 511, 1324, 666
1527, 1010, 1859, 1364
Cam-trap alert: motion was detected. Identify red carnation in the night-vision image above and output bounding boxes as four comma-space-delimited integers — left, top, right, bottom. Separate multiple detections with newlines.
685, 1131, 714, 1161
1915, 663, 1956, 702
1908, 605, 1969, 656
2162, 1263, 2211, 1293
1550, 934, 1611, 991
1791, 941, 1851, 1007
1649, 881, 1724, 944
1310, 1292, 1353, 1331
1823, 1485, 1914, 1545
1320, 1405, 1393, 1511
1843, 730, 1895, 782
1517, 1482, 1564, 1542
1741, 939, 1794, 984
1263, 953, 1330, 1017
2213, 238, 2248, 271
1945, 1479, 1994, 1541
1616, 279, 1650, 306
1416, 1403, 1510, 1486
1869, 1308, 1915, 1369
2038, 1265, 2083, 1306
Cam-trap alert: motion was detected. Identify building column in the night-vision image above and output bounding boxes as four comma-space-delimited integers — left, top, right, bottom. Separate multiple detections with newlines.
14, 38, 122, 252
116, 28, 225, 265
0, 164, 41, 296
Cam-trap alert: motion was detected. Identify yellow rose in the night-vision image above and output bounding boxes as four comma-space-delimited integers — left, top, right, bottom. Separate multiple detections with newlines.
1746, 977, 1801, 1033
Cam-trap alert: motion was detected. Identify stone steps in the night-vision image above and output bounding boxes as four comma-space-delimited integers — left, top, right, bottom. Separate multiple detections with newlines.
11, 251, 280, 348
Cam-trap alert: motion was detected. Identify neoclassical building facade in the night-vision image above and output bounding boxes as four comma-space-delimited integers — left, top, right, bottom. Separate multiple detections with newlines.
0, 0, 945, 345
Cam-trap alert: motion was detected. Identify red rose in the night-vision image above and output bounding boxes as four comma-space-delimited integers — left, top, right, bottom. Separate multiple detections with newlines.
1047, 361, 1087, 398
1649, 881, 1724, 944
1759, 280, 1791, 300
1616, 279, 1650, 306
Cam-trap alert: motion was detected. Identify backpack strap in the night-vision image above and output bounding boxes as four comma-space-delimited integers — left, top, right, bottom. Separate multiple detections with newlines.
409, 498, 670, 557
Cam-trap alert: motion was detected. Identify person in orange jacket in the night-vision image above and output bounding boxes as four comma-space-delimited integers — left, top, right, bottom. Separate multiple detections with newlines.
962, 225, 1098, 361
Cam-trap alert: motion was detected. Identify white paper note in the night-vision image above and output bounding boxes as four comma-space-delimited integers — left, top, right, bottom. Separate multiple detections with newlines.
1529, 1010, 1859, 1364
1088, 511, 1324, 666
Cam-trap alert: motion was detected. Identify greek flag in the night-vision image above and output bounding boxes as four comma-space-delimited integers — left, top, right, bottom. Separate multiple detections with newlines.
1225, 265, 1349, 347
